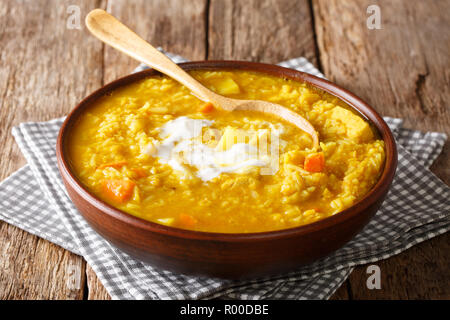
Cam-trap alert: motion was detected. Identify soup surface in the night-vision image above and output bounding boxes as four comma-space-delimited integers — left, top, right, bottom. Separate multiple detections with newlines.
68, 70, 385, 233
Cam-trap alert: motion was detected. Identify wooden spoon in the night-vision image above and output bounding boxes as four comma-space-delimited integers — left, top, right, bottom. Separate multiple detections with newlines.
85, 9, 319, 149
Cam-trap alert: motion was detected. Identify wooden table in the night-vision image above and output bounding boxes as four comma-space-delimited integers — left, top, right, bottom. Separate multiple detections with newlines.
0, 0, 448, 300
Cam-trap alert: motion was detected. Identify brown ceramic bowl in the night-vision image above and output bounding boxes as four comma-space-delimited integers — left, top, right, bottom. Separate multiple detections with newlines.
56, 61, 397, 279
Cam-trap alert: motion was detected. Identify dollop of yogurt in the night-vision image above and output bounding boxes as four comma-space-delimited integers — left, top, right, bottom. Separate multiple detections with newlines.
150, 116, 281, 181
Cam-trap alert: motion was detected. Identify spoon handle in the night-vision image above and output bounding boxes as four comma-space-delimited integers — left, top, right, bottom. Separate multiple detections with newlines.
86, 9, 223, 105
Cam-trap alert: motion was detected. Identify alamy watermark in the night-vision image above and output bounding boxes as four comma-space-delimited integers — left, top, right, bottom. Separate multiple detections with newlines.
367, 5, 382, 30
66, 5, 81, 30
66, 264, 82, 290
366, 264, 381, 289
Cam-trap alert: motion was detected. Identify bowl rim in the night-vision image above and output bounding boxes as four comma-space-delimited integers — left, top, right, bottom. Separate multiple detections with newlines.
56, 60, 397, 242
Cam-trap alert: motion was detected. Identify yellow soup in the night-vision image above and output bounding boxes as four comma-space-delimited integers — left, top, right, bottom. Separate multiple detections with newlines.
68, 70, 385, 233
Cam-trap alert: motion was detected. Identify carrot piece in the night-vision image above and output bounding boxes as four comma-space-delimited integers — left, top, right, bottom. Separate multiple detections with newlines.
97, 161, 127, 170
304, 152, 325, 172
199, 102, 215, 114
178, 213, 198, 228
101, 179, 135, 203
131, 168, 148, 179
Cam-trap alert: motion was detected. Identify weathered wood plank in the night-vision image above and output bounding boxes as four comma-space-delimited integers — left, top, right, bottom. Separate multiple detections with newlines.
0, 223, 86, 299
208, 0, 318, 65
86, 0, 208, 299
0, 0, 105, 299
313, 0, 450, 299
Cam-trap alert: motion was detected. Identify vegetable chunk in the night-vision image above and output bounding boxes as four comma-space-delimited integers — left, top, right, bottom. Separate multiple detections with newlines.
304, 152, 325, 172
200, 102, 215, 114
178, 213, 198, 228
97, 161, 127, 170
215, 78, 240, 95
330, 106, 373, 142
215, 127, 241, 151
102, 179, 135, 203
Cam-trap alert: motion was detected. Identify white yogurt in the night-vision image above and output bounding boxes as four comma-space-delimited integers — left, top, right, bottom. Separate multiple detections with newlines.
150, 116, 280, 181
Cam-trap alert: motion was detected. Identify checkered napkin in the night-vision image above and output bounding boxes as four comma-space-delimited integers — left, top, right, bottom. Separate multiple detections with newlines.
0, 51, 449, 300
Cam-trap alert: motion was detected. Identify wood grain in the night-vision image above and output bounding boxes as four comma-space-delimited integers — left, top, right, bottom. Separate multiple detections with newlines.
312, 0, 450, 299
0, 222, 86, 299
0, 0, 105, 299
209, 0, 318, 65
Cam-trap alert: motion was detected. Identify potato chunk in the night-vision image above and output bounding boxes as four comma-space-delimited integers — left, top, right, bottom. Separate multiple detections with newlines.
330, 106, 373, 142
214, 78, 240, 95
215, 127, 250, 151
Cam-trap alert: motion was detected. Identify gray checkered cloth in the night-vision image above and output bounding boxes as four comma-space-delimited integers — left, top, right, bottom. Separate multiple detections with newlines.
0, 51, 449, 300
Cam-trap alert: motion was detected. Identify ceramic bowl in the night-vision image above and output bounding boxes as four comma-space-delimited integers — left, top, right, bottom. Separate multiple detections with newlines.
56, 61, 397, 279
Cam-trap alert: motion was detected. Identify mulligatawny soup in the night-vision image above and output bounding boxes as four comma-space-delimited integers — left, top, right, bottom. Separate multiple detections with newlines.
68, 70, 385, 233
